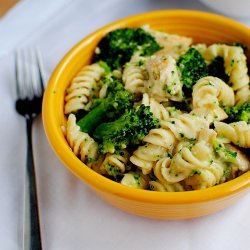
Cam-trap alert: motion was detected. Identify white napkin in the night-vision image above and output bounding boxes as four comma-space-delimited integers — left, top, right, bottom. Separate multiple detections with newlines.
0, 0, 249, 249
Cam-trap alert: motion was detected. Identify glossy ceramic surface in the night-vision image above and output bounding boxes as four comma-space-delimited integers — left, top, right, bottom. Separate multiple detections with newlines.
43, 10, 250, 219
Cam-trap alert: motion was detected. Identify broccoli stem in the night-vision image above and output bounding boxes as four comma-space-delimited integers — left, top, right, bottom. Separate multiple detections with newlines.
77, 104, 107, 134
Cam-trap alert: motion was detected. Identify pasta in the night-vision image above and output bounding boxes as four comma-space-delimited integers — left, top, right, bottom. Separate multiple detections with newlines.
120, 172, 148, 189
100, 151, 129, 175
122, 61, 146, 94
214, 121, 250, 148
201, 44, 250, 104
64, 26, 250, 192
143, 25, 193, 60
66, 114, 99, 166
192, 76, 235, 121
141, 93, 182, 121
130, 113, 209, 174
65, 63, 105, 114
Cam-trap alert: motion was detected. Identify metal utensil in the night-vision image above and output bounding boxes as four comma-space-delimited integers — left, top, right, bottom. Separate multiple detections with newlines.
15, 48, 44, 250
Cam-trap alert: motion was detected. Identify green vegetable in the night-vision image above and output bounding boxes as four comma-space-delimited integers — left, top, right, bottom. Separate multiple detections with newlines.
77, 75, 133, 134
190, 170, 201, 176
223, 102, 250, 124
102, 164, 122, 180
223, 164, 232, 179
208, 56, 229, 83
213, 141, 237, 163
93, 105, 159, 154
177, 48, 208, 94
94, 28, 161, 69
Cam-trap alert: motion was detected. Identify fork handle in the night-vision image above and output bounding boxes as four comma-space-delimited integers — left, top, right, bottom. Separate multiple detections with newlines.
23, 118, 42, 250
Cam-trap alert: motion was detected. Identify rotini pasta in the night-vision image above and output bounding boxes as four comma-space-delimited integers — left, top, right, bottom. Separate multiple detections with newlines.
153, 158, 185, 192
122, 61, 147, 94
66, 114, 99, 166
120, 172, 148, 189
192, 76, 235, 121
64, 26, 250, 192
201, 44, 250, 104
141, 93, 181, 121
143, 25, 193, 60
130, 114, 209, 174
65, 63, 105, 114
214, 121, 250, 148
100, 151, 129, 176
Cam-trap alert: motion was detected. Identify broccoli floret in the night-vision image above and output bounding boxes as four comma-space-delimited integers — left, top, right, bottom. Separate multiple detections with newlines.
93, 105, 159, 154
208, 56, 229, 83
77, 75, 133, 134
177, 48, 208, 94
223, 102, 250, 124
102, 164, 122, 180
94, 28, 161, 69
213, 140, 237, 163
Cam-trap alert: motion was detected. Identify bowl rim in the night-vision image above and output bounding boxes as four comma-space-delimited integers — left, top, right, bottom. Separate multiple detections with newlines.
42, 9, 250, 205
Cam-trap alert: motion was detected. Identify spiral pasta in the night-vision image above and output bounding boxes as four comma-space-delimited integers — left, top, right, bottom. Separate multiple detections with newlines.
145, 54, 183, 102
100, 151, 130, 176
143, 25, 193, 60
63, 27, 250, 192
65, 63, 105, 114
166, 140, 224, 189
214, 121, 250, 148
130, 144, 167, 175
120, 172, 148, 189
153, 158, 185, 192
192, 76, 235, 121
130, 114, 209, 174
193, 76, 235, 108
122, 61, 147, 94
66, 114, 99, 166
141, 93, 181, 121
201, 44, 250, 104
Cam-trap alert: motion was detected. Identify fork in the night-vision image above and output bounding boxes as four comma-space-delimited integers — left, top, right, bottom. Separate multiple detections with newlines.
15, 48, 44, 250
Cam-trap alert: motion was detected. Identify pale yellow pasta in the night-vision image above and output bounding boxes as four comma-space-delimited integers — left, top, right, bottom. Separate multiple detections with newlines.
66, 114, 99, 166
141, 93, 170, 121
153, 158, 185, 192
120, 172, 148, 189
166, 141, 224, 189
141, 93, 182, 121
100, 151, 130, 174
122, 61, 146, 94
149, 181, 166, 191
192, 76, 235, 121
145, 54, 183, 102
201, 44, 250, 104
190, 107, 228, 124
65, 63, 105, 114
130, 113, 209, 174
143, 25, 193, 60
160, 113, 209, 141
130, 144, 167, 175
64, 28, 250, 192
193, 76, 235, 108
214, 121, 250, 148
224, 144, 250, 176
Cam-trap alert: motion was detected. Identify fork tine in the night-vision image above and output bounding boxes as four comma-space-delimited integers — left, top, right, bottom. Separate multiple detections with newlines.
15, 50, 26, 100
36, 48, 45, 93
29, 48, 41, 97
15, 48, 44, 100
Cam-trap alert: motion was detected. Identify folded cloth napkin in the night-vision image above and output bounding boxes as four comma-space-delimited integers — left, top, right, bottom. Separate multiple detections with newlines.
0, 0, 249, 249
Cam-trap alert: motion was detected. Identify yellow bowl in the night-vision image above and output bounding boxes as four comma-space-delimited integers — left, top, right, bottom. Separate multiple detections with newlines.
42, 10, 250, 219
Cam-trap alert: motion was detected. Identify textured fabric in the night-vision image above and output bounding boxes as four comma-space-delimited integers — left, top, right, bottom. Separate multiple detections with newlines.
0, 0, 249, 249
